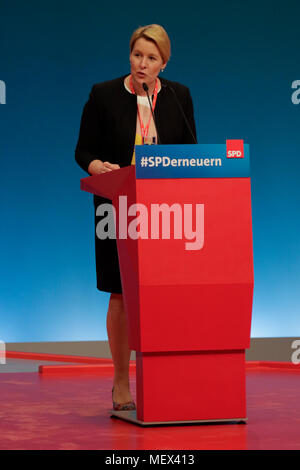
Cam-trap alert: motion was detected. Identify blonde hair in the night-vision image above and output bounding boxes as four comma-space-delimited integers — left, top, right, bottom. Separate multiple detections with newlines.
130, 24, 171, 64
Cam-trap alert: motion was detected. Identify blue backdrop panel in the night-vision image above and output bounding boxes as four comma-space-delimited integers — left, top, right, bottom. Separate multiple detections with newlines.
0, 0, 299, 341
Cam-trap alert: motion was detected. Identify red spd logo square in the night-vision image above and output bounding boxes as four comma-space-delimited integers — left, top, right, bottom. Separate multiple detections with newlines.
226, 139, 244, 158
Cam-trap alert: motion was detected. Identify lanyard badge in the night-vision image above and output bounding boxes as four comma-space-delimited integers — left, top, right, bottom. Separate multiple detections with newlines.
129, 76, 158, 141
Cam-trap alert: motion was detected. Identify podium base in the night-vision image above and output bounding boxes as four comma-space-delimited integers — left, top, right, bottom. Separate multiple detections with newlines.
110, 410, 247, 427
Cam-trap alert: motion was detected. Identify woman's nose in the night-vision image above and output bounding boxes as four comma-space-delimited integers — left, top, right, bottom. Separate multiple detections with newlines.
140, 57, 147, 68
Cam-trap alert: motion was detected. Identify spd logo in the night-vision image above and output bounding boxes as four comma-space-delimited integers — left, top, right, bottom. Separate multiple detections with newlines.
226, 139, 244, 159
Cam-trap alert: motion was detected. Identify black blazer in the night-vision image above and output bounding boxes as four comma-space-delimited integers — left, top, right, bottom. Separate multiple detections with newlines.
75, 75, 197, 172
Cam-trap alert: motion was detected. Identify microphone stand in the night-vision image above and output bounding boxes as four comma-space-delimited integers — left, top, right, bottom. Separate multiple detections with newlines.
142, 82, 161, 145
168, 84, 197, 144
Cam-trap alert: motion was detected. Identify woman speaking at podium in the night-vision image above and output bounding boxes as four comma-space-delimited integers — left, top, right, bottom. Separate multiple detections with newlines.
75, 24, 197, 411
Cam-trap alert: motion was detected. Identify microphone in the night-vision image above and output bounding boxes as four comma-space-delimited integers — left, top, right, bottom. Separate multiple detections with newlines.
164, 82, 197, 144
142, 82, 161, 144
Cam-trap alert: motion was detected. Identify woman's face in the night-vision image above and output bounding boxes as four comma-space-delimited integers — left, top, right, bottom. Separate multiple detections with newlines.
130, 37, 166, 89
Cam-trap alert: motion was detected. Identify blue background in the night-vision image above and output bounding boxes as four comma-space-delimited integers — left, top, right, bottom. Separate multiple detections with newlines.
1, 0, 299, 341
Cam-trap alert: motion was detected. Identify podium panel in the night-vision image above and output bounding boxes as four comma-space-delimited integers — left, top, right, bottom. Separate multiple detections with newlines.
115, 177, 253, 353
136, 350, 246, 423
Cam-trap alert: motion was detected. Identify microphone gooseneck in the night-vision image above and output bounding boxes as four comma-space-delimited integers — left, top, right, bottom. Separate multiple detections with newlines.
142, 82, 161, 145
164, 82, 197, 144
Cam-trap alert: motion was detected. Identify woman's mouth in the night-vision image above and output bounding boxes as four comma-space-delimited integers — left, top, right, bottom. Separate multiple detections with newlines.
137, 72, 146, 78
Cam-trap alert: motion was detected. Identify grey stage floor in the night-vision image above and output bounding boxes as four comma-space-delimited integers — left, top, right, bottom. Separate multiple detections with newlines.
0, 358, 83, 373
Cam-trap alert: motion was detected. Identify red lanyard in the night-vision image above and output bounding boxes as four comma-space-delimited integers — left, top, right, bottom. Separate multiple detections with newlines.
129, 75, 158, 139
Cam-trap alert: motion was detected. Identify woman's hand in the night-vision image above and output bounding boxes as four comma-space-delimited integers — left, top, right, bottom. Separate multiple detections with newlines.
103, 162, 121, 172
88, 159, 120, 175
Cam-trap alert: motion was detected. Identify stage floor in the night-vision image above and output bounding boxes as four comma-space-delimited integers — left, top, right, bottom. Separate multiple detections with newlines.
0, 359, 299, 450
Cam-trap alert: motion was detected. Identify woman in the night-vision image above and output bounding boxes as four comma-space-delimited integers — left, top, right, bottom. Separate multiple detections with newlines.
75, 24, 197, 411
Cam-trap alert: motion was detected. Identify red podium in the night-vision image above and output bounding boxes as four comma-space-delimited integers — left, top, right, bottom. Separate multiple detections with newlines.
81, 144, 254, 425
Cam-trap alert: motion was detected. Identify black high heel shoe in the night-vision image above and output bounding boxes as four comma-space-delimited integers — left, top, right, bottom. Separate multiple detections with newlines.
112, 387, 136, 411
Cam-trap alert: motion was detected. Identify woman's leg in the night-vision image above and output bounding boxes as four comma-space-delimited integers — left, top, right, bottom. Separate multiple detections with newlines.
106, 293, 133, 404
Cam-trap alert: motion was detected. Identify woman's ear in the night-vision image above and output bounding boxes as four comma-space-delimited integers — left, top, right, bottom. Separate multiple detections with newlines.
161, 61, 167, 72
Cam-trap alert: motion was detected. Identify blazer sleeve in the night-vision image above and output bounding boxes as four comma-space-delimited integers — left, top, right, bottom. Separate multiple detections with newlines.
183, 87, 197, 144
75, 85, 106, 174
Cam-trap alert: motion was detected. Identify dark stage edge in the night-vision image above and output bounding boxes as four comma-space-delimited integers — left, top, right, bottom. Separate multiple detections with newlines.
110, 410, 247, 427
